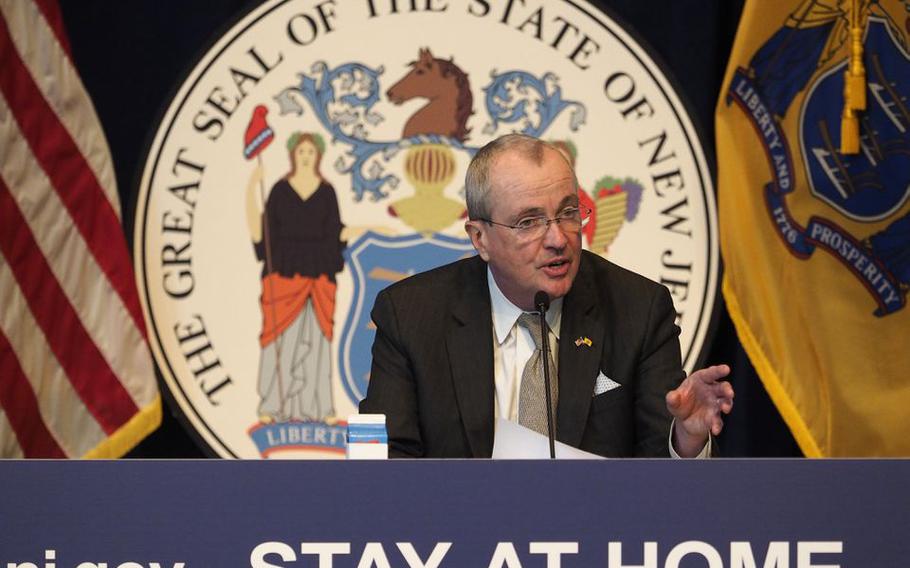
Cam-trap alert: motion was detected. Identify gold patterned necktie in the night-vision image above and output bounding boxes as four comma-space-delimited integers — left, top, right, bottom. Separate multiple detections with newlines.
516, 312, 558, 436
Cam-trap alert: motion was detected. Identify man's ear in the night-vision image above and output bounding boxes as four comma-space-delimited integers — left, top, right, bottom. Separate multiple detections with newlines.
465, 221, 490, 261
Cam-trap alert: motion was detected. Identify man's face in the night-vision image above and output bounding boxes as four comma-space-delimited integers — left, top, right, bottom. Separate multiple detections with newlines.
466, 146, 582, 311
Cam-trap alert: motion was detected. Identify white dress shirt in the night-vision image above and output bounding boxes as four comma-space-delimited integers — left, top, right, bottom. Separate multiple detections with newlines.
486, 268, 708, 458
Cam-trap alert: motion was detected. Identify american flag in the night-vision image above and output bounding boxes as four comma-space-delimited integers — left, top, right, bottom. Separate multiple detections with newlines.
0, 0, 160, 457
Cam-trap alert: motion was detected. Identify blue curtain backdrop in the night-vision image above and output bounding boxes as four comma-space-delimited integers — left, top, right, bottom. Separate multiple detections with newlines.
58, 0, 799, 457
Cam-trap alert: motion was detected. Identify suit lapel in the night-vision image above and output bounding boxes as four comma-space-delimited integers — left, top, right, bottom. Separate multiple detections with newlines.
557, 256, 610, 448
446, 258, 495, 457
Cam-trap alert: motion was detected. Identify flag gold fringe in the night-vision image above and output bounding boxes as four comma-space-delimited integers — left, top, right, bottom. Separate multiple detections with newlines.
83, 394, 163, 459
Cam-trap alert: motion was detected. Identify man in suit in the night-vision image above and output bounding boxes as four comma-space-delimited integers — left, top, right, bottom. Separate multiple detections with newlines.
359, 134, 734, 458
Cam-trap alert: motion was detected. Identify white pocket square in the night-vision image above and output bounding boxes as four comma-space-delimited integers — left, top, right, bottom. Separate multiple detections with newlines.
594, 371, 622, 396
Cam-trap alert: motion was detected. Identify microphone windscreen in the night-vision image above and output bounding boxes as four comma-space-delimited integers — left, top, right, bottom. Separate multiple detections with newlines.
534, 291, 550, 312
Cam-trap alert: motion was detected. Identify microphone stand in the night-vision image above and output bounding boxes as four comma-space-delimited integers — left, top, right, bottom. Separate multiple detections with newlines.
535, 291, 556, 459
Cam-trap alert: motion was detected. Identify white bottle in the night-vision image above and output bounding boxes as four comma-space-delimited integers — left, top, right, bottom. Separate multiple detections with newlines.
346, 414, 388, 459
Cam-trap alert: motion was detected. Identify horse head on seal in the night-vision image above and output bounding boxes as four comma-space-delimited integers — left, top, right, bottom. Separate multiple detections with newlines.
386, 47, 473, 142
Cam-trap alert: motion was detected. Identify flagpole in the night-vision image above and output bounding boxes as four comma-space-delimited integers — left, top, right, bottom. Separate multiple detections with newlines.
258, 153, 287, 420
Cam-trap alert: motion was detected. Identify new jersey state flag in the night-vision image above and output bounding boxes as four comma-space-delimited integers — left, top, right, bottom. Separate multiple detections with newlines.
717, 0, 910, 456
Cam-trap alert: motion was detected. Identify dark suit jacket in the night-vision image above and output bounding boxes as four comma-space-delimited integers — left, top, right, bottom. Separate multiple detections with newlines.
359, 250, 685, 458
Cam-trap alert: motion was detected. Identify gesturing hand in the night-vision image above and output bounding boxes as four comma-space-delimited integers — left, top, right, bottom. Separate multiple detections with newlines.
666, 364, 734, 457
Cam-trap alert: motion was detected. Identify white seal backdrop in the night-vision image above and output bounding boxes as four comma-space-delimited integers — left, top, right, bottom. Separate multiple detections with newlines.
135, 0, 718, 458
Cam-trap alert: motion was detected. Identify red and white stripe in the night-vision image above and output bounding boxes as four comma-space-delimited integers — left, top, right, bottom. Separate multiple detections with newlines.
0, 0, 160, 457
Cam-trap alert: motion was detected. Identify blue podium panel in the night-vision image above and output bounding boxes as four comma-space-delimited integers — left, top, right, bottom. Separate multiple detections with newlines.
1, 460, 908, 567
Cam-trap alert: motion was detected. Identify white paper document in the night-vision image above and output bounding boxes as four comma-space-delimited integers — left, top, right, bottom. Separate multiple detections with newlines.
491, 418, 605, 459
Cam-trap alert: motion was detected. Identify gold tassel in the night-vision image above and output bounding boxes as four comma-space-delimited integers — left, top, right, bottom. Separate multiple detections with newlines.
841, 105, 860, 154
845, 24, 867, 111
841, 0, 866, 154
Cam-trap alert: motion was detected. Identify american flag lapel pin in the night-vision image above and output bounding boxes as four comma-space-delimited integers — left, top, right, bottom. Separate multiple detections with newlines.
574, 336, 593, 348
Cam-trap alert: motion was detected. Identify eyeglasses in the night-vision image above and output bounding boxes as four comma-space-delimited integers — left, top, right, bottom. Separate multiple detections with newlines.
478, 206, 592, 242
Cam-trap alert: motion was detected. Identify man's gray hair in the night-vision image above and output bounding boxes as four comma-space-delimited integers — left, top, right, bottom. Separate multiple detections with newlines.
464, 134, 567, 220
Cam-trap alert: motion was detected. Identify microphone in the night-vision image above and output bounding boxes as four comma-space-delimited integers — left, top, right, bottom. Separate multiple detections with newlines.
534, 291, 556, 459
534, 291, 550, 313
